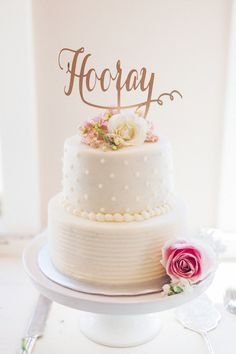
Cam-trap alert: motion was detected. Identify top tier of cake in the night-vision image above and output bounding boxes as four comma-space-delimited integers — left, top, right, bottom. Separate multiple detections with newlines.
62, 135, 174, 220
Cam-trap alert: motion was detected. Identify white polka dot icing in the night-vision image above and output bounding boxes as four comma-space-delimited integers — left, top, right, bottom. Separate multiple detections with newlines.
61, 135, 174, 223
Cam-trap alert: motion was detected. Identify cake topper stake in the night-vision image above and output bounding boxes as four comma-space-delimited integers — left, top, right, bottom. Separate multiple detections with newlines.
58, 47, 182, 117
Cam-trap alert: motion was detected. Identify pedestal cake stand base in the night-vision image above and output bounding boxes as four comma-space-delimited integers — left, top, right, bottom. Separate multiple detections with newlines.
23, 233, 214, 348
79, 312, 161, 347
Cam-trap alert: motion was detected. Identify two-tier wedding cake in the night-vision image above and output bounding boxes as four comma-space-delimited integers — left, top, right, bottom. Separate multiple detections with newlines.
48, 110, 186, 292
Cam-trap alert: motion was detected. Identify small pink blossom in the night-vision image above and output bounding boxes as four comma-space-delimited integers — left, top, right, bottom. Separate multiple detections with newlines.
145, 121, 158, 143
79, 115, 109, 148
80, 130, 100, 148
161, 239, 217, 283
92, 116, 109, 132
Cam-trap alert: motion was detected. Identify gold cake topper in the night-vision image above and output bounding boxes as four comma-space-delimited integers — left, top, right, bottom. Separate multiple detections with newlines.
58, 47, 182, 117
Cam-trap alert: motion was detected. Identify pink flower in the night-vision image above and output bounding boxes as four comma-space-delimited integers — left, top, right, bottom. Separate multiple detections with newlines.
145, 121, 158, 143
93, 116, 109, 132
79, 115, 109, 148
161, 239, 217, 283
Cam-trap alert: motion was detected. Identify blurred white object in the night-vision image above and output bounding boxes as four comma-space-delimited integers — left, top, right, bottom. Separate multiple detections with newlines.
224, 288, 236, 314
176, 295, 221, 354
194, 228, 227, 257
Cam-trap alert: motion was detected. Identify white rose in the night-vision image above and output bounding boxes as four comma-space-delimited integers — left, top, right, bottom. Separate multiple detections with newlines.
108, 113, 148, 146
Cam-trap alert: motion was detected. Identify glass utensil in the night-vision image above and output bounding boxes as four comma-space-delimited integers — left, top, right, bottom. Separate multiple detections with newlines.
175, 295, 221, 354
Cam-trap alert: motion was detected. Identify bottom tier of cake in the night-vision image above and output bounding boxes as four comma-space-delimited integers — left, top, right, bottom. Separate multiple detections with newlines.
48, 195, 186, 289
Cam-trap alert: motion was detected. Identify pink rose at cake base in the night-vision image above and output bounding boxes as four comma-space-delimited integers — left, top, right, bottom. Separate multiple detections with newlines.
161, 239, 217, 295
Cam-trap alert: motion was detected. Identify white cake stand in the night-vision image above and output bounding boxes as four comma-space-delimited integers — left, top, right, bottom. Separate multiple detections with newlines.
23, 233, 214, 348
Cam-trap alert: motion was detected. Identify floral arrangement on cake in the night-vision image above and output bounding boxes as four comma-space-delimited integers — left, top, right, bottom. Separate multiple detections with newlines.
161, 239, 217, 296
79, 109, 158, 150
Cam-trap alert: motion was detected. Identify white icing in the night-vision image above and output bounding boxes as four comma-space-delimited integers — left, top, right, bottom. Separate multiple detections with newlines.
48, 195, 186, 286
60, 194, 173, 222
62, 136, 174, 216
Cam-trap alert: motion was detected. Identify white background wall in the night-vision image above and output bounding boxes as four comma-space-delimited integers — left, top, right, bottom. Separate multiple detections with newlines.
0, 0, 232, 233
32, 0, 231, 230
219, 0, 236, 231
0, 0, 40, 233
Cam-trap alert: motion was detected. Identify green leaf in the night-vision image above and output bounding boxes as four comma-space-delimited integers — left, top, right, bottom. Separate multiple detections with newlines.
173, 286, 184, 294
21, 338, 27, 351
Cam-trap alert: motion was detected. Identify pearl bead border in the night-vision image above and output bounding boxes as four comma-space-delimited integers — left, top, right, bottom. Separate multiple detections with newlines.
60, 198, 172, 222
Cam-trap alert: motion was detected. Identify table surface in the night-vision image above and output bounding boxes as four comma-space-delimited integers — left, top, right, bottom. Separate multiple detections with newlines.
1, 251, 236, 354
